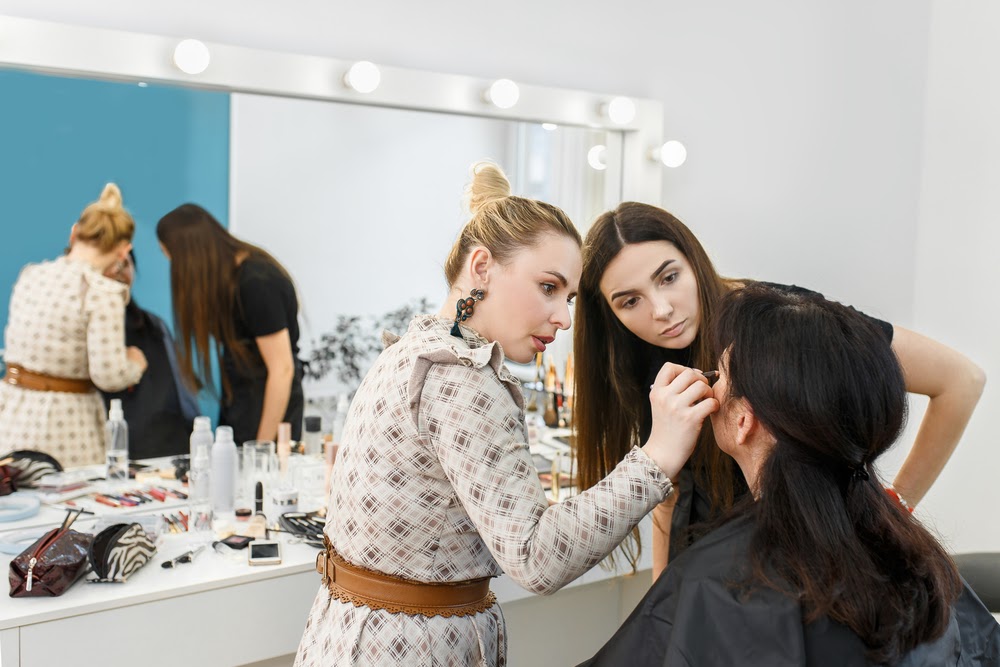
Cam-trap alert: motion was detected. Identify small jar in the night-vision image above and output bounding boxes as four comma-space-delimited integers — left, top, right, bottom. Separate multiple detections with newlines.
270, 488, 299, 516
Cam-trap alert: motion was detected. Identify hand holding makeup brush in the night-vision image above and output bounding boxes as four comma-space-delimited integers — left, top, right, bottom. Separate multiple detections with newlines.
642, 363, 719, 479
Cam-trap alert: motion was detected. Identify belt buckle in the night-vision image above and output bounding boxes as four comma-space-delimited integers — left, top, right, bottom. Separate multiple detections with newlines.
316, 550, 335, 585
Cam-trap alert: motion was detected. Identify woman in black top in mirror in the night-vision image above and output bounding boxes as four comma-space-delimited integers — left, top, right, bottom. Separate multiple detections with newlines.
156, 204, 303, 446
101, 251, 199, 459
580, 285, 999, 666
574, 203, 986, 579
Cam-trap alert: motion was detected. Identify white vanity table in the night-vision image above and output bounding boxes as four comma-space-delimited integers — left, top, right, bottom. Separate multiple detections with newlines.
0, 487, 653, 667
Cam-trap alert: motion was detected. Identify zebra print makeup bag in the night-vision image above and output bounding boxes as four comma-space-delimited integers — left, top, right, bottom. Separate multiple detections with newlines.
88, 523, 157, 583
0, 450, 63, 488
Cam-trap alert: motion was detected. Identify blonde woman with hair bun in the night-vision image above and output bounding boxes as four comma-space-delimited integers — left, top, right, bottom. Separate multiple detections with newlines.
0, 183, 148, 466
296, 162, 696, 666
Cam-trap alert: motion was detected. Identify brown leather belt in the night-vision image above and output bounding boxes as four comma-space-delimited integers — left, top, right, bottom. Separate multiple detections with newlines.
316, 537, 495, 618
3, 364, 94, 394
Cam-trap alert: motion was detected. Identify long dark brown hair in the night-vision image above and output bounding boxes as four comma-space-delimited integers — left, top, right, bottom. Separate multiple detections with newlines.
716, 285, 961, 664
156, 204, 293, 398
573, 202, 738, 565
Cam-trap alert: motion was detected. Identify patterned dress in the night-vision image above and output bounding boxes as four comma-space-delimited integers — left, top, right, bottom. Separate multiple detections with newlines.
0, 257, 144, 465
295, 316, 672, 667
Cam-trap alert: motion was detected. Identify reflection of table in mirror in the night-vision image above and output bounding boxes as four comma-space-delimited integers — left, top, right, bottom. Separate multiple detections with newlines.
0, 459, 652, 667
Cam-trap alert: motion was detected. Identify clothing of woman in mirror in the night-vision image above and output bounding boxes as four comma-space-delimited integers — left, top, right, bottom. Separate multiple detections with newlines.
573, 202, 986, 580
580, 285, 1000, 666
156, 204, 303, 446
0, 183, 148, 466
100, 251, 199, 459
294, 163, 701, 667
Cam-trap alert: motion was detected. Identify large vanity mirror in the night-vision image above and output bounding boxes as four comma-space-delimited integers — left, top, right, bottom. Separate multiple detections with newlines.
0, 15, 663, 396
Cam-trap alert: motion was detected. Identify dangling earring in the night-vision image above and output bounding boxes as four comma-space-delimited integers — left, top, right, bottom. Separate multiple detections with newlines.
451, 288, 485, 338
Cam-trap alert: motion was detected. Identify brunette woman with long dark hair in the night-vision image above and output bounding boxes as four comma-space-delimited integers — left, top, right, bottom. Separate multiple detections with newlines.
580, 285, 999, 666
574, 202, 985, 577
157, 204, 302, 445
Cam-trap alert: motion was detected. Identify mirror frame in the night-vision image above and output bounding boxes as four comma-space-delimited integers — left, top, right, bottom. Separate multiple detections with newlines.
0, 15, 663, 210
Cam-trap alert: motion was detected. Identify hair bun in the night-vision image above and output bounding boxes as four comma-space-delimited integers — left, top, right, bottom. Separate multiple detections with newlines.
464, 161, 511, 214
98, 183, 123, 209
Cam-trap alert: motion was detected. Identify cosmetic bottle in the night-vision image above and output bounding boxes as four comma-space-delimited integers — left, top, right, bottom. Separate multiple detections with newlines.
188, 416, 214, 542
332, 394, 350, 444
563, 352, 575, 413
277, 422, 292, 481
543, 387, 559, 428
303, 416, 323, 457
190, 415, 213, 460
105, 398, 129, 486
211, 425, 238, 516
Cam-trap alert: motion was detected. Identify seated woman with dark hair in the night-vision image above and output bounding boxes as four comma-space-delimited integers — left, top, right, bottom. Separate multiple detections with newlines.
102, 251, 199, 459
581, 284, 999, 666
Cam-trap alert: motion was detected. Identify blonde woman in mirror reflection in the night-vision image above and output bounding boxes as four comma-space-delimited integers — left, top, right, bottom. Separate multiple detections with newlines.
295, 163, 701, 667
0, 183, 148, 466
573, 202, 986, 581
156, 204, 303, 447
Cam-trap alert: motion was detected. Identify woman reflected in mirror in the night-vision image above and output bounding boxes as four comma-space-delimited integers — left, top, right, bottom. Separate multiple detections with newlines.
156, 204, 302, 446
0, 183, 147, 466
101, 251, 199, 458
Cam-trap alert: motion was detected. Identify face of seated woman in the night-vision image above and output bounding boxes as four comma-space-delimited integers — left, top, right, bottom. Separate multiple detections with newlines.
708, 351, 775, 496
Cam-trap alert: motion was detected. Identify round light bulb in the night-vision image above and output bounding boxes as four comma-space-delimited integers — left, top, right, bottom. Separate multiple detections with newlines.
606, 96, 636, 125
344, 61, 381, 93
541, 123, 558, 132
487, 79, 520, 109
659, 140, 687, 168
173, 39, 211, 75
587, 145, 608, 171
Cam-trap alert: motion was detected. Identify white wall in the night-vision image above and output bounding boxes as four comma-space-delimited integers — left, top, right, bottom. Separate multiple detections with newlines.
0, 0, 931, 317
2, 1, 989, 553
909, 1, 999, 553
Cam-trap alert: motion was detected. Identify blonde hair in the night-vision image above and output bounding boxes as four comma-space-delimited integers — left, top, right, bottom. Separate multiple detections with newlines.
444, 161, 581, 285
75, 183, 135, 253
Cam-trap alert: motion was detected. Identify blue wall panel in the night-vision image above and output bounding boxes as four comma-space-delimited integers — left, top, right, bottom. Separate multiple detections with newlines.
0, 69, 230, 418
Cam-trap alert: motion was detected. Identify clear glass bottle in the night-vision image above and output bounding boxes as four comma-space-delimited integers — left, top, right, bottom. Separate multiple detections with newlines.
188, 416, 214, 542
105, 398, 129, 486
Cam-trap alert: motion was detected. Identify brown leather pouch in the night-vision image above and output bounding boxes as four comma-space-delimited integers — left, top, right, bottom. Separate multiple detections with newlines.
9, 510, 92, 597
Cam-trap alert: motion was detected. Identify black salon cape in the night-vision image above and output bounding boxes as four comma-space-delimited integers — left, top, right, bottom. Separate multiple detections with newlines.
579, 516, 1000, 666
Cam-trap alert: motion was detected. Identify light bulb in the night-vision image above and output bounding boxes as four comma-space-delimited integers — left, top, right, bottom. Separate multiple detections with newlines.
658, 140, 687, 168
541, 123, 558, 132
173, 39, 211, 75
486, 79, 520, 109
344, 61, 381, 93
605, 96, 636, 125
587, 145, 608, 171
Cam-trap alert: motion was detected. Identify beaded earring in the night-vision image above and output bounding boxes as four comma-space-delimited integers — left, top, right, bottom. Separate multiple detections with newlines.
451, 288, 485, 337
